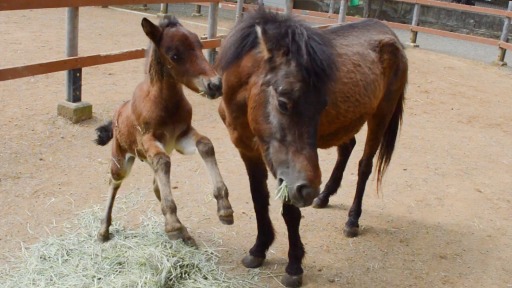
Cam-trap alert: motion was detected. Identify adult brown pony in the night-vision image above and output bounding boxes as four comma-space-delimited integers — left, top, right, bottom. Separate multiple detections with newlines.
95, 16, 233, 246
217, 8, 407, 287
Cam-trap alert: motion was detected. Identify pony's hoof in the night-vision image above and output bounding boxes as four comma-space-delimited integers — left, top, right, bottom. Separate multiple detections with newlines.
241, 255, 265, 268
281, 273, 303, 287
219, 214, 234, 225
343, 225, 359, 238
97, 231, 111, 243
312, 196, 329, 209
167, 231, 197, 247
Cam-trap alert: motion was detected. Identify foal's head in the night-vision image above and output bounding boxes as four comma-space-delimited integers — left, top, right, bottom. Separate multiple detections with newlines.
141, 16, 222, 99
228, 10, 336, 207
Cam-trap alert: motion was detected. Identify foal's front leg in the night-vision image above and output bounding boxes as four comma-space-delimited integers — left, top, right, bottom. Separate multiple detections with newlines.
176, 128, 234, 225
143, 135, 195, 246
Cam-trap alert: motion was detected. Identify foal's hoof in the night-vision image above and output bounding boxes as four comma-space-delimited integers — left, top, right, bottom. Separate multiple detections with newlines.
241, 255, 265, 268
281, 273, 303, 287
219, 214, 234, 225
97, 231, 111, 243
167, 231, 197, 247
343, 225, 359, 238
312, 196, 329, 209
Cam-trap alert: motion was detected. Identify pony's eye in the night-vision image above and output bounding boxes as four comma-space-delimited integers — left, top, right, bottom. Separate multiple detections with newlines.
277, 98, 290, 113
170, 54, 180, 61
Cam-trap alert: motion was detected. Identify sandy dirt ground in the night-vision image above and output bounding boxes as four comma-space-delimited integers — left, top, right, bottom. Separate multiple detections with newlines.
1, 7, 511, 288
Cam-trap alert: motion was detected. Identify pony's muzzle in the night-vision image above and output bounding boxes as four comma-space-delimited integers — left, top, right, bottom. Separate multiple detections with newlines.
278, 178, 319, 208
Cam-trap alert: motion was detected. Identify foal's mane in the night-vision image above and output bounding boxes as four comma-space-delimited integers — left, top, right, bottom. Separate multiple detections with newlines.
145, 15, 182, 82
217, 8, 336, 93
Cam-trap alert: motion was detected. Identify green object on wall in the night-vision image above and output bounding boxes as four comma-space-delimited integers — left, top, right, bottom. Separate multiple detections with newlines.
349, 0, 360, 6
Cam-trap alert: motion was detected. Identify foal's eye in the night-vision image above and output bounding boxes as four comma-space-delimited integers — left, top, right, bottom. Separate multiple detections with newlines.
170, 54, 180, 61
277, 98, 290, 113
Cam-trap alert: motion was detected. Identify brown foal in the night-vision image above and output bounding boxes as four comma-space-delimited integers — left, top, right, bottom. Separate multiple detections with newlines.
95, 16, 233, 246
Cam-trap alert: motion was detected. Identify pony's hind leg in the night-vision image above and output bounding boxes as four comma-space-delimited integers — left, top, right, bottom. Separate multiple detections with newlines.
176, 128, 234, 225
98, 152, 135, 242
313, 137, 356, 208
143, 135, 195, 246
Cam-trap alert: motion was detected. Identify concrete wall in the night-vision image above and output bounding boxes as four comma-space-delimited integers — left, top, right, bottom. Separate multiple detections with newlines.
348, 1, 510, 39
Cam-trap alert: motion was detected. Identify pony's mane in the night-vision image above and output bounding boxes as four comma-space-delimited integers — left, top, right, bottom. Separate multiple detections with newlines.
217, 8, 336, 92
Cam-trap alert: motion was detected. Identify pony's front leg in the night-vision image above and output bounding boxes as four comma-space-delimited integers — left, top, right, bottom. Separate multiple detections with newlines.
176, 128, 234, 225
143, 136, 195, 246
239, 152, 275, 268
281, 203, 305, 287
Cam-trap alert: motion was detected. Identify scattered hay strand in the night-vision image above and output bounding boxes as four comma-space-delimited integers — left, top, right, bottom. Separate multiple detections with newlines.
0, 205, 261, 288
275, 181, 289, 203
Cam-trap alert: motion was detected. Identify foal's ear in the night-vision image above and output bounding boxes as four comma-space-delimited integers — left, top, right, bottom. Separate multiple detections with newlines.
255, 25, 271, 61
141, 18, 162, 44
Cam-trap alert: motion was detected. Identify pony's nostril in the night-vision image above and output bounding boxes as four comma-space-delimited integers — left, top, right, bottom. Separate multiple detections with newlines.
296, 184, 307, 199
295, 183, 316, 206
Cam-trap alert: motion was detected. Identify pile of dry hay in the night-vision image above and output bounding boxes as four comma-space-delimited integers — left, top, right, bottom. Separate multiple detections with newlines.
0, 200, 260, 288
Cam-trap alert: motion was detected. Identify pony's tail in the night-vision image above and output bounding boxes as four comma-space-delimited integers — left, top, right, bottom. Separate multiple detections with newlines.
95, 120, 113, 146
376, 89, 405, 191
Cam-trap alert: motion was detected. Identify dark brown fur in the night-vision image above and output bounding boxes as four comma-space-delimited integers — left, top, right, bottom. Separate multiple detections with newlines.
217, 8, 407, 287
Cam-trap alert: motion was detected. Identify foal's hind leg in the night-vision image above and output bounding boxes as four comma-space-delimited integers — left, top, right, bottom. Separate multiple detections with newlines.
176, 128, 234, 225
143, 135, 195, 246
313, 137, 356, 208
98, 149, 135, 242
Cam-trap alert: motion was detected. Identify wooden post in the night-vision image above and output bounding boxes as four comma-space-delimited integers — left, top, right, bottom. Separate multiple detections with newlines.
236, 0, 244, 23
409, 3, 421, 47
58, 7, 92, 123
329, 0, 335, 15
285, 0, 293, 15
207, 2, 219, 64
338, 0, 348, 23
495, 1, 511, 65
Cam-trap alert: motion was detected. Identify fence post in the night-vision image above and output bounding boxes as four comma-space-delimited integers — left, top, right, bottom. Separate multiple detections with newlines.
329, 0, 335, 14
409, 3, 421, 47
207, 2, 219, 64
285, 0, 293, 15
57, 7, 92, 123
495, 1, 512, 66
338, 0, 348, 23
158, 3, 169, 17
236, 0, 244, 23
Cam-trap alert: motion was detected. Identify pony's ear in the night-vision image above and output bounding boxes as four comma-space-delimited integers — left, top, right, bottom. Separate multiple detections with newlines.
141, 18, 162, 44
255, 25, 271, 61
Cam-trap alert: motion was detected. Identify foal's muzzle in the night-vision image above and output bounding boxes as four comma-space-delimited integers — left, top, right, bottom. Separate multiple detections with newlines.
204, 77, 223, 99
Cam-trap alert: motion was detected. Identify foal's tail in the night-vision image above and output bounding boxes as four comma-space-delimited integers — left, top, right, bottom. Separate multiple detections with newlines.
95, 120, 113, 146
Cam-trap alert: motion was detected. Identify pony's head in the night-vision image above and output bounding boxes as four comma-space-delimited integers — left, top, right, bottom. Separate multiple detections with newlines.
220, 9, 336, 207
141, 16, 222, 99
